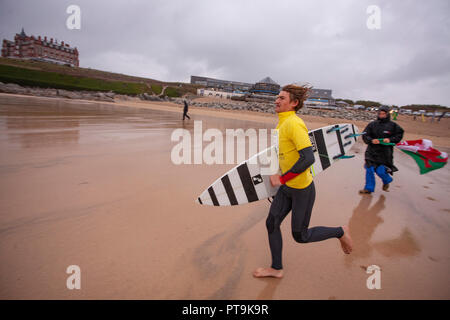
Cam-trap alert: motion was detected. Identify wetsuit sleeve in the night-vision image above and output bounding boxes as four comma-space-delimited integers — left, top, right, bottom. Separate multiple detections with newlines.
389, 123, 404, 144
279, 147, 315, 184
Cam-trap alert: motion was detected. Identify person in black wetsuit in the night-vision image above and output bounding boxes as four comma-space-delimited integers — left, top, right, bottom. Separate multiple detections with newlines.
183, 100, 190, 120
359, 106, 404, 194
253, 84, 353, 279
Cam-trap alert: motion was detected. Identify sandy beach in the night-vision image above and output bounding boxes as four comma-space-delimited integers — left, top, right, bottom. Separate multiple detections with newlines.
0, 93, 449, 299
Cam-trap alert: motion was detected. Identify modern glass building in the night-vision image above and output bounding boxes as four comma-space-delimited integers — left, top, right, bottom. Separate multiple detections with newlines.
190, 76, 252, 92
250, 77, 280, 95
306, 89, 335, 105
191, 75, 334, 104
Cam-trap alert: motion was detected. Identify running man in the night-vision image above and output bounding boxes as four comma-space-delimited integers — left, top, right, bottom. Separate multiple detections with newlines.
253, 84, 353, 279
359, 105, 404, 194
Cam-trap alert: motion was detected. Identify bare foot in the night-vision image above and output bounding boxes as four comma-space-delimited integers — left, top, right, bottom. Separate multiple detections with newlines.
253, 267, 283, 278
339, 225, 353, 254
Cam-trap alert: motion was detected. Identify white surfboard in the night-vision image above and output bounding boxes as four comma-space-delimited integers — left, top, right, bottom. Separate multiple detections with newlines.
197, 123, 359, 206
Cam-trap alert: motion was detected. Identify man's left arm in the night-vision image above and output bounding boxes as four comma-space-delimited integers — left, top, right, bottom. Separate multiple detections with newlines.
279, 146, 315, 184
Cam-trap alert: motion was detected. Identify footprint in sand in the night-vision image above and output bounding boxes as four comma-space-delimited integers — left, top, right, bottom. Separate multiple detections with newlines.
423, 186, 430, 189
426, 197, 436, 201
442, 209, 450, 213
428, 256, 439, 262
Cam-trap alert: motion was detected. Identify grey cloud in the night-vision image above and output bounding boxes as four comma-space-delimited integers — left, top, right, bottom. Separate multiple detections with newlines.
0, 0, 448, 106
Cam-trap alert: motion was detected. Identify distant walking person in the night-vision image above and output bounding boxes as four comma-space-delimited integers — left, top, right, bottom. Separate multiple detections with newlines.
359, 106, 404, 194
183, 100, 190, 120
438, 112, 446, 122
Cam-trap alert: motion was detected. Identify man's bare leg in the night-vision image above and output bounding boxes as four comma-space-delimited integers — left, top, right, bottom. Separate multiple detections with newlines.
253, 267, 283, 278
339, 225, 353, 254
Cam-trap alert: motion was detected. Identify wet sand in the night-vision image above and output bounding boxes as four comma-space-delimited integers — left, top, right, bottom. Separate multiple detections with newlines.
0, 93, 449, 299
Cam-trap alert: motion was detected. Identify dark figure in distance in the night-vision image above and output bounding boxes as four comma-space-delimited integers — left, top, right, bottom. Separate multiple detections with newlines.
183, 100, 190, 120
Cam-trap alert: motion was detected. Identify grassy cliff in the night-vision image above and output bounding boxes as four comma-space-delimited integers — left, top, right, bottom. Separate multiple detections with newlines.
0, 57, 200, 97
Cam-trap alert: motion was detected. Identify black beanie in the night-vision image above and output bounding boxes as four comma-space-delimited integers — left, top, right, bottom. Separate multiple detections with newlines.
379, 105, 390, 113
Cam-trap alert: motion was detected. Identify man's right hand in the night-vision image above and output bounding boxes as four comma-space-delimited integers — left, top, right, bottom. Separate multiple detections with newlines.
372, 139, 380, 144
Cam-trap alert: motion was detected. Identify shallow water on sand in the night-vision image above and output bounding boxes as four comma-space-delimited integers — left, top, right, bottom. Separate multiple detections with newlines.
0, 95, 449, 299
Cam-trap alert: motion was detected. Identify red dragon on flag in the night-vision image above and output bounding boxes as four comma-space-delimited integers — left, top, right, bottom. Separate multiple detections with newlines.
395, 139, 448, 174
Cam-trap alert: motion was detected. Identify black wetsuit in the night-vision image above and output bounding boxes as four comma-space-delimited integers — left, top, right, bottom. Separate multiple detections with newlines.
183, 101, 190, 120
266, 147, 344, 270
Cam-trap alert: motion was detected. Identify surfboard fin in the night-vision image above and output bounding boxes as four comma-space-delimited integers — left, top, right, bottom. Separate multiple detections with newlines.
345, 133, 363, 139
326, 126, 340, 133
326, 125, 349, 134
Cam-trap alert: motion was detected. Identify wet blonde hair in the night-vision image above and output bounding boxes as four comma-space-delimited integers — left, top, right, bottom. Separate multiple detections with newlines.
282, 84, 312, 111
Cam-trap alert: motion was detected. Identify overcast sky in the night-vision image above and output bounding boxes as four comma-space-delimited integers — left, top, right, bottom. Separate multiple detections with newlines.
1, 0, 449, 106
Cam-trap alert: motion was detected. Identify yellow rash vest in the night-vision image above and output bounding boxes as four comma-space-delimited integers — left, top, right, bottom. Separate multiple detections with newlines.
276, 111, 313, 189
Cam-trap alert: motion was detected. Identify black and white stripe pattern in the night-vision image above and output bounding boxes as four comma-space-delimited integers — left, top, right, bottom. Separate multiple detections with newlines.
314, 128, 331, 170
237, 163, 259, 203
198, 123, 359, 206
336, 127, 345, 157
221, 175, 238, 205
351, 124, 357, 142
207, 186, 219, 206
197, 146, 278, 206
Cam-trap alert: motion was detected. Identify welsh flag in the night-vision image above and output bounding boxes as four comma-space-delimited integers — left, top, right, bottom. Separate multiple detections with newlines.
396, 139, 448, 174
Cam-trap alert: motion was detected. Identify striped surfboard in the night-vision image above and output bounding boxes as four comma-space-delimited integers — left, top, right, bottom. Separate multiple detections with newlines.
197, 123, 359, 206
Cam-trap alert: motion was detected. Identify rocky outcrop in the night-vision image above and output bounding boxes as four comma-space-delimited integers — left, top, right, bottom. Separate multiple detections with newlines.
138, 93, 164, 101
138, 93, 173, 102
0, 82, 115, 102
0, 82, 28, 95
